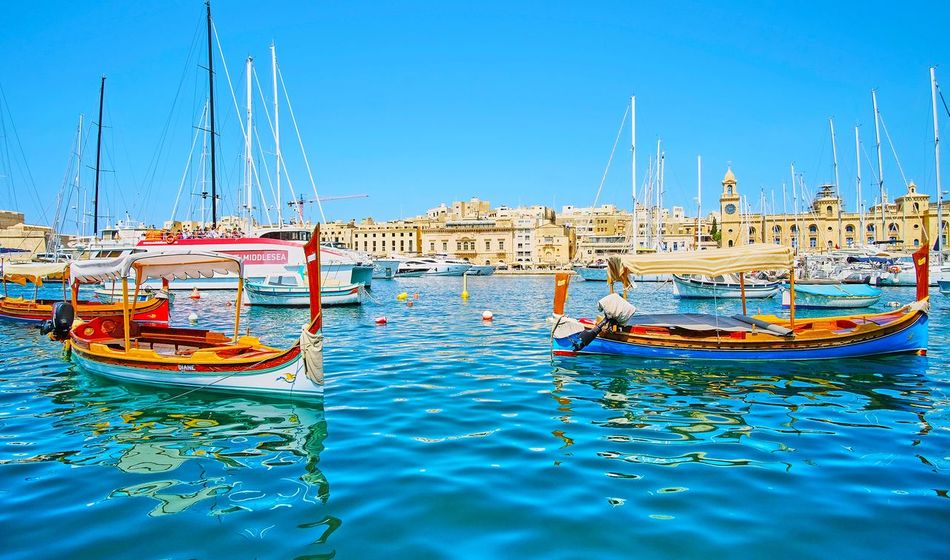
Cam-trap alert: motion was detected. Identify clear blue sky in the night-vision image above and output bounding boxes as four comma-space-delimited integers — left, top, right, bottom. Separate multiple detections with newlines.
1, 1, 948, 232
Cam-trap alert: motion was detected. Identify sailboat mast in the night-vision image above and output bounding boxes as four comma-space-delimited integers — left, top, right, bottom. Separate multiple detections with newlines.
654, 139, 661, 249
696, 154, 701, 250
855, 125, 864, 246
245, 56, 254, 225
75, 114, 84, 238
830, 117, 842, 248
931, 66, 943, 265
206, 1, 218, 228
658, 150, 665, 250
630, 95, 637, 253
872, 89, 885, 243
93, 75, 105, 236
272, 43, 282, 227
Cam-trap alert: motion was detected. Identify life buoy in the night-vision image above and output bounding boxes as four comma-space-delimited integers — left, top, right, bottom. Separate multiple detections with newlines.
164, 233, 179, 244
887, 265, 901, 274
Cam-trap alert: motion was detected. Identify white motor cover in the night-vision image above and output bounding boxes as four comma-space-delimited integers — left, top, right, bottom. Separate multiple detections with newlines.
597, 293, 637, 325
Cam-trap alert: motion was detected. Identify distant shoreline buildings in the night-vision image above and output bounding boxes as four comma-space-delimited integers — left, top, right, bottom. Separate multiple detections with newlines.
1, 168, 944, 265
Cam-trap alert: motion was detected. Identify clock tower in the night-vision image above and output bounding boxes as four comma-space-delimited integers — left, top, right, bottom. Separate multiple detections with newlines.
719, 167, 741, 247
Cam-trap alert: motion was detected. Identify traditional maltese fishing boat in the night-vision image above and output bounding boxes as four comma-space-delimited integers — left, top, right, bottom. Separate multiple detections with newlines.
45, 227, 326, 399
0, 262, 168, 324
551, 244, 929, 361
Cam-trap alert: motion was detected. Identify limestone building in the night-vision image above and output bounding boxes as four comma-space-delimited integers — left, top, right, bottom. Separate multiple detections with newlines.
716, 168, 941, 252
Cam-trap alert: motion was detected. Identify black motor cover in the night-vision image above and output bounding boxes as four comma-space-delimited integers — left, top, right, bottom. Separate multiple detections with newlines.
40, 302, 75, 340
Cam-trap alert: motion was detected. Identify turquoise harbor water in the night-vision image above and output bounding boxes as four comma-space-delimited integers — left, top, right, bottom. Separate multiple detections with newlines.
1, 276, 948, 559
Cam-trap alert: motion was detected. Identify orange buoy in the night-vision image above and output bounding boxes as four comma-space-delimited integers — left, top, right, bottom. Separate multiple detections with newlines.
413, 293, 420, 299
482, 310, 493, 321
407, 300, 414, 307
189, 288, 201, 300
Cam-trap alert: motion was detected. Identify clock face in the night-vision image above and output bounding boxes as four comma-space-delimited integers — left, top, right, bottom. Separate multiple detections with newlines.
725, 203, 737, 215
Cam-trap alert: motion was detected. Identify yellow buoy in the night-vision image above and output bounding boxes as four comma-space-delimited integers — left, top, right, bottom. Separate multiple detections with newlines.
396, 292, 408, 301
461, 273, 469, 299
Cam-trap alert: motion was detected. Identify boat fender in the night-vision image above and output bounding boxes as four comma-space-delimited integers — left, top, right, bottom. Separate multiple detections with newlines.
39, 301, 74, 341
597, 293, 637, 325
887, 265, 901, 274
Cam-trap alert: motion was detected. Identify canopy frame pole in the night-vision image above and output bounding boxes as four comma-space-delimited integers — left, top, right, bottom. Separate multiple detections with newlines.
33, 282, 39, 301
739, 274, 747, 315
122, 277, 131, 350
788, 268, 796, 329
131, 277, 142, 310
233, 277, 244, 341
71, 280, 79, 308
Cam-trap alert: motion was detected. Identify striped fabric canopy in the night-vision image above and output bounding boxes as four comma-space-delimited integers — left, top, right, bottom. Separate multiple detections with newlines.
607, 245, 794, 286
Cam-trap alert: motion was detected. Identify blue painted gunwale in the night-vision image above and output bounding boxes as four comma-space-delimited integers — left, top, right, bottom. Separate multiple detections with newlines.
553, 311, 928, 361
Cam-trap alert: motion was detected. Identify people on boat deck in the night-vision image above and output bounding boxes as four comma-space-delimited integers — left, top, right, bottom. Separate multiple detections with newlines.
166, 225, 246, 240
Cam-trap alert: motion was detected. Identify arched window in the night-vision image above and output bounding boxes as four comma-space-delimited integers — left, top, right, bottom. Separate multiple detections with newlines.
826, 205, 833, 216
790, 224, 798, 233
913, 238, 920, 246
772, 225, 781, 233
727, 186, 733, 195
845, 225, 854, 233
888, 223, 899, 232
913, 202, 920, 212
867, 224, 875, 232
750, 227, 756, 235
808, 224, 818, 234
728, 240, 734, 247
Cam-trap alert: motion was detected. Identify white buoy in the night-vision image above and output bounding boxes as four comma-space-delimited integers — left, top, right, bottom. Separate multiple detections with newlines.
887, 301, 900, 308
188, 312, 199, 323
482, 310, 494, 321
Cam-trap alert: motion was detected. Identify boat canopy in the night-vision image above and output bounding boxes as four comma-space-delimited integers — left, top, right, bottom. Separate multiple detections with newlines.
2, 262, 69, 286
70, 251, 243, 285
607, 245, 793, 285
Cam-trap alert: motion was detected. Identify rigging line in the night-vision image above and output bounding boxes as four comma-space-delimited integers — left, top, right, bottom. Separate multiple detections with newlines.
878, 113, 908, 187
939, 85, 950, 119
252, 120, 280, 221
171, 101, 208, 222
211, 21, 247, 139
0, 82, 46, 224
142, 11, 203, 212
250, 131, 275, 225
0, 107, 16, 209
591, 104, 629, 213
278, 66, 326, 223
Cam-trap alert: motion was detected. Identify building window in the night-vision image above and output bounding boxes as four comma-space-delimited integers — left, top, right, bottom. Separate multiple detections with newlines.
430, 242, 435, 252
809, 238, 817, 248
845, 225, 854, 233
728, 240, 734, 247
914, 238, 920, 246
826, 205, 833, 216
498, 239, 504, 250
485, 240, 491, 250
442, 242, 448, 251
808, 224, 818, 234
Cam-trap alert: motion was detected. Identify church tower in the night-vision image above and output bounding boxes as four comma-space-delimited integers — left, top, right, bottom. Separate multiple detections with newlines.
719, 167, 741, 247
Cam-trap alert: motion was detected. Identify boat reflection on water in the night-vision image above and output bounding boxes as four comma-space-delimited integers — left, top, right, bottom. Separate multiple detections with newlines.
548, 356, 933, 471
22, 371, 339, 553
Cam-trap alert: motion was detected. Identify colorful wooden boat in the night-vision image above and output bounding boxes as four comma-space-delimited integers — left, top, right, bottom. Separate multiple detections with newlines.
672, 273, 780, 299
780, 282, 882, 309
245, 271, 361, 307
49, 226, 327, 400
551, 245, 929, 361
0, 262, 169, 324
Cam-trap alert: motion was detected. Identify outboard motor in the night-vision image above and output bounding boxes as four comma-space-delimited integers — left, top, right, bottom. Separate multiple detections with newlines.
40, 302, 74, 341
